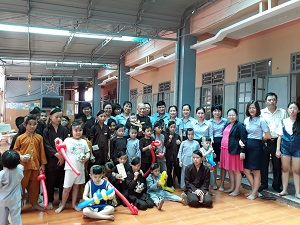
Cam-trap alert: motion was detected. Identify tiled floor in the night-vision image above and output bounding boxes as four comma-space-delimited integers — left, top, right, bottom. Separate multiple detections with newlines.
20, 187, 300, 225
2, 142, 300, 225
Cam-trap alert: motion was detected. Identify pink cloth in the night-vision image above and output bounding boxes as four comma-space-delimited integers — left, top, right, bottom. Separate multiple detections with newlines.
219, 125, 244, 171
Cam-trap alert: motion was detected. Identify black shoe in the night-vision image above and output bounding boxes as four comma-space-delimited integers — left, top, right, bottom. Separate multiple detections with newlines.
272, 186, 282, 193
258, 185, 268, 192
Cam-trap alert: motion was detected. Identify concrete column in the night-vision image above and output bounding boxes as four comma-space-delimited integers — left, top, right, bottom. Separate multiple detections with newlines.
78, 84, 85, 112
118, 59, 130, 104
175, 19, 197, 117
92, 75, 101, 116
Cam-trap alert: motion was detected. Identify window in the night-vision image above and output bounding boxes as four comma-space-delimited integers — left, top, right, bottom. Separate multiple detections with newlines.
291, 52, 300, 72
200, 69, 225, 119
238, 59, 271, 79
142, 85, 152, 105
130, 89, 138, 112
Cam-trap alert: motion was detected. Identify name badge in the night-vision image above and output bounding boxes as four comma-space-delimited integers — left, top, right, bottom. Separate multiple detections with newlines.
92, 145, 99, 151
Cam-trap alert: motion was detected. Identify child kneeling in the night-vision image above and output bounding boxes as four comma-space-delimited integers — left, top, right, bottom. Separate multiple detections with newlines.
82, 165, 115, 220
146, 163, 186, 210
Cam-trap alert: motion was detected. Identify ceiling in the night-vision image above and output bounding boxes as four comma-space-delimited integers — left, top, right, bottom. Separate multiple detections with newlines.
0, 0, 214, 88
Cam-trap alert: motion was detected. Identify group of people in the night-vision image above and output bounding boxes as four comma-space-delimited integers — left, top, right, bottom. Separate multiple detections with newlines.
1, 92, 300, 224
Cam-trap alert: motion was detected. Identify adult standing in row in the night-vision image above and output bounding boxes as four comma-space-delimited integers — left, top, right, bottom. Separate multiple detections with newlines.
180, 104, 196, 141
115, 101, 132, 137
81, 102, 96, 139
103, 102, 116, 125
164, 105, 182, 135
136, 103, 151, 139
276, 102, 300, 198
244, 100, 271, 200
151, 100, 170, 126
219, 108, 247, 196
259, 93, 287, 193
144, 102, 152, 117
192, 107, 213, 145
210, 104, 227, 190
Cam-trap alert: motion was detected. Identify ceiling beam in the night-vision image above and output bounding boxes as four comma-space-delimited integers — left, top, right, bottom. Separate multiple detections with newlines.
136, 0, 153, 24
27, 0, 31, 72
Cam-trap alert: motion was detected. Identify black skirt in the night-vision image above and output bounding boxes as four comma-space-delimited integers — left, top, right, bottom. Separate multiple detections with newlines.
244, 139, 263, 170
212, 137, 222, 162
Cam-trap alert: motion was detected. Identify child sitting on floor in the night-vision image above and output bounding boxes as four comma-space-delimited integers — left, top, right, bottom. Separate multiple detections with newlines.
146, 163, 186, 210
82, 165, 115, 221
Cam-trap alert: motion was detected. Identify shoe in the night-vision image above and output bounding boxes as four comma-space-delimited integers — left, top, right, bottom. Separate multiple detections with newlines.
258, 185, 268, 192
181, 192, 188, 205
272, 186, 282, 193
212, 184, 218, 190
157, 199, 164, 210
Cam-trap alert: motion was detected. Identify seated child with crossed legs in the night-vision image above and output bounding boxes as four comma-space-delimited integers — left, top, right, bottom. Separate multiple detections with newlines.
146, 163, 186, 210
82, 165, 115, 220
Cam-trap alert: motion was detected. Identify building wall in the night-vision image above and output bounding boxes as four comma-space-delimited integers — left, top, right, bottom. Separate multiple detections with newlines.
195, 19, 300, 85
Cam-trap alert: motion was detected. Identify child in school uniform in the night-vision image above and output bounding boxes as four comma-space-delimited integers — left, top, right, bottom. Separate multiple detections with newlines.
109, 151, 130, 206
0, 150, 24, 225
126, 126, 140, 164
14, 114, 47, 210
55, 121, 90, 213
152, 121, 167, 172
200, 136, 216, 194
146, 163, 186, 210
177, 128, 200, 189
139, 125, 156, 173
89, 110, 110, 165
82, 165, 115, 220
110, 124, 127, 164
164, 121, 182, 188
126, 157, 154, 210
43, 107, 69, 209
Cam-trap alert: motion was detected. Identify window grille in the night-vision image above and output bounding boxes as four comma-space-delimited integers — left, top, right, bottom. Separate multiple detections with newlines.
291, 52, 300, 72
202, 69, 225, 85
158, 81, 171, 92
238, 59, 271, 79
143, 85, 152, 94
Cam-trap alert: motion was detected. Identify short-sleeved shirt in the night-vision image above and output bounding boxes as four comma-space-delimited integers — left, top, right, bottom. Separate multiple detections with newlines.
151, 113, 170, 126
192, 120, 213, 140
0, 164, 24, 206
244, 116, 270, 140
164, 117, 182, 134
261, 107, 287, 138
210, 118, 227, 138
276, 118, 293, 136
179, 117, 196, 137
64, 138, 90, 171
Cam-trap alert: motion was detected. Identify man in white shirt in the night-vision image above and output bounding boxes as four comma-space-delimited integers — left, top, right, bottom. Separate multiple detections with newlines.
259, 92, 287, 193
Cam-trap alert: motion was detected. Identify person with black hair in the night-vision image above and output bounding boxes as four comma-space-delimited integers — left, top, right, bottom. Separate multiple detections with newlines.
107, 118, 117, 139
260, 92, 287, 193
14, 114, 47, 211
29, 106, 46, 136
82, 165, 115, 220
112, 103, 121, 117
55, 121, 90, 214
0, 150, 24, 225
126, 157, 154, 210
181, 150, 212, 208
126, 126, 140, 164
276, 102, 300, 198
89, 110, 110, 165
109, 151, 130, 206
165, 120, 181, 188
43, 107, 69, 209
139, 124, 155, 173
150, 100, 170, 126
146, 163, 184, 210
152, 121, 167, 172
177, 128, 200, 189
115, 101, 132, 137
9, 115, 27, 150
103, 102, 116, 125
110, 124, 127, 164
81, 102, 96, 139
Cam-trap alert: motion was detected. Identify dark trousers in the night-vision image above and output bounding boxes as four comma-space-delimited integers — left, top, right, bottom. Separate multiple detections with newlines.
141, 162, 151, 174
45, 167, 65, 202
261, 139, 282, 188
186, 191, 213, 208
166, 163, 181, 187
128, 193, 154, 210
